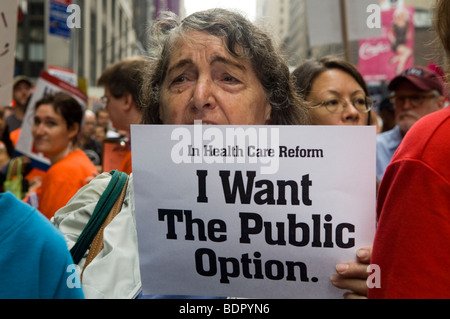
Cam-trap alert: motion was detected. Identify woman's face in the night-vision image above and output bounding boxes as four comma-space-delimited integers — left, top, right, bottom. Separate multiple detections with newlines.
307, 69, 369, 126
32, 104, 78, 162
159, 31, 271, 125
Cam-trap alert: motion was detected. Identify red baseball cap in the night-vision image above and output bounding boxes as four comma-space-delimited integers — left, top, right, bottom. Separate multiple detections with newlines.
388, 66, 445, 95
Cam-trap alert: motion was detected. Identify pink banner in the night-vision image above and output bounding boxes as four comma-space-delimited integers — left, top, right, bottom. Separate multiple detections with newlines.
358, 6, 415, 83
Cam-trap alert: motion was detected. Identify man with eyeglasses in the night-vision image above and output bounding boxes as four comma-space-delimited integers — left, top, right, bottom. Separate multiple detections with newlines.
376, 66, 445, 182
97, 57, 148, 174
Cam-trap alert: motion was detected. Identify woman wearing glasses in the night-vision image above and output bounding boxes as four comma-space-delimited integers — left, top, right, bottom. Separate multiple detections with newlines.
293, 56, 376, 298
292, 56, 376, 128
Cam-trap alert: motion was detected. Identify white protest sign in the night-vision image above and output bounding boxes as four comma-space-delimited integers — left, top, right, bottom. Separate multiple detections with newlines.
131, 125, 376, 299
15, 70, 87, 170
48, 65, 78, 87
0, 0, 18, 105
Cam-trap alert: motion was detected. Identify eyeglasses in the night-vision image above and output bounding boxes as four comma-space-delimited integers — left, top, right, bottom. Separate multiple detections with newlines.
310, 96, 374, 114
389, 93, 440, 108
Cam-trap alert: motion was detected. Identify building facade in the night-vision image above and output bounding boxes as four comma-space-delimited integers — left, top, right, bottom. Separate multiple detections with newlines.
16, 0, 138, 89
71, 0, 137, 88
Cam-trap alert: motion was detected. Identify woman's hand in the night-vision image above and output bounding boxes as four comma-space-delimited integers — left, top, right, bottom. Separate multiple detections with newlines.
330, 247, 372, 299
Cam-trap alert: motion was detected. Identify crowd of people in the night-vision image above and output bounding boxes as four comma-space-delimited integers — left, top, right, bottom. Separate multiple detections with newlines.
0, 0, 449, 299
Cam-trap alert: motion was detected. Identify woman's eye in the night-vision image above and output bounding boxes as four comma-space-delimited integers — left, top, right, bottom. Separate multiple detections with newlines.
173, 76, 187, 84
222, 74, 241, 84
224, 76, 236, 82
324, 99, 339, 106
354, 98, 366, 106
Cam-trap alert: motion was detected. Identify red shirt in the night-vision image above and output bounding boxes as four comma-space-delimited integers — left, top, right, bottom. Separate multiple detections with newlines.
369, 107, 450, 298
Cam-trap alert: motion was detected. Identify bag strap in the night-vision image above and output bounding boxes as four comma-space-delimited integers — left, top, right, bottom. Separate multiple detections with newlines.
80, 175, 129, 281
6, 157, 22, 181
70, 170, 129, 265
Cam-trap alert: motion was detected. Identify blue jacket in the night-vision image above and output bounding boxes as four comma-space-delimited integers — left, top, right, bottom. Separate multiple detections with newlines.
0, 192, 84, 299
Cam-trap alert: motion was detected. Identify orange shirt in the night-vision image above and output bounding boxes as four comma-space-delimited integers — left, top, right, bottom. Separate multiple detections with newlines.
119, 149, 132, 175
36, 149, 97, 219
25, 167, 47, 181
10, 128, 21, 146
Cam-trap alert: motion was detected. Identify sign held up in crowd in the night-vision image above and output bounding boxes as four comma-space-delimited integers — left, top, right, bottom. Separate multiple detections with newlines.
131, 124, 376, 299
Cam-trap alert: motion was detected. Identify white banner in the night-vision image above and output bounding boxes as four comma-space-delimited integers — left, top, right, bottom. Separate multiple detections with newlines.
131, 125, 376, 299
0, 0, 18, 105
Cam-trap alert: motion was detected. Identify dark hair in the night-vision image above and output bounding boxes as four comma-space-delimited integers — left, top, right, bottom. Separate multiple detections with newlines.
35, 92, 83, 142
97, 56, 149, 111
292, 56, 370, 99
292, 56, 372, 125
141, 8, 310, 125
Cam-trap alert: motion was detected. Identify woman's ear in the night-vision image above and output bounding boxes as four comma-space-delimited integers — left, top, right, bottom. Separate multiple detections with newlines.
68, 122, 80, 141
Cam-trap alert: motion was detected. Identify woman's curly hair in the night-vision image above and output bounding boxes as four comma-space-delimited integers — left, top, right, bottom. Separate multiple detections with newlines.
140, 8, 310, 125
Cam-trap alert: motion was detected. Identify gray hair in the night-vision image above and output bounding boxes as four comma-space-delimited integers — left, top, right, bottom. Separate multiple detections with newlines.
141, 8, 310, 125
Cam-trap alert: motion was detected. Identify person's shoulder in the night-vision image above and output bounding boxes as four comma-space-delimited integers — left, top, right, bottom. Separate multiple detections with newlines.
408, 107, 450, 136
29, 206, 69, 250
66, 149, 96, 164
393, 107, 450, 163
52, 172, 114, 215
0, 192, 35, 235
49, 150, 96, 174
52, 172, 115, 235
376, 126, 402, 153
0, 192, 65, 249
377, 126, 400, 141
401, 107, 450, 147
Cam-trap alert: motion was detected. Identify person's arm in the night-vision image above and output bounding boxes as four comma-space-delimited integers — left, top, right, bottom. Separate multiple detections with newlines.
369, 160, 450, 298
52, 172, 112, 249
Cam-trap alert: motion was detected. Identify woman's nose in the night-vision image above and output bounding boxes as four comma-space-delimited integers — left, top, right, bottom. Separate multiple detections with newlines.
342, 101, 361, 122
192, 77, 216, 111
33, 122, 45, 136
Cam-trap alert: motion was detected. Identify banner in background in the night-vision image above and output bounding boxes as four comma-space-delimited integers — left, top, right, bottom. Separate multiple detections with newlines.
358, 6, 415, 83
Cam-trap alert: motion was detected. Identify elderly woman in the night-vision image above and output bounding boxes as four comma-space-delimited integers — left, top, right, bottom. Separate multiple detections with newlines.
142, 10, 308, 126
53, 9, 368, 299
292, 56, 378, 129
